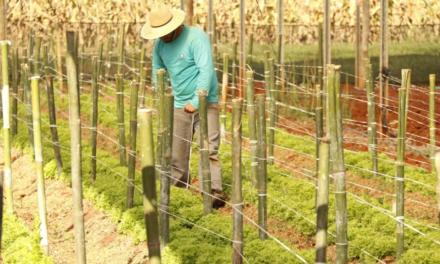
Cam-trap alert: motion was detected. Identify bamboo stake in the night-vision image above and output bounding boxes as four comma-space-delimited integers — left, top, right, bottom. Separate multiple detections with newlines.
208, 0, 214, 46
380, 0, 389, 135
31, 76, 49, 255
366, 62, 378, 177
246, 70, 257, 187
355, 1, 361, 88
247, 33, 254, 67
32, 37, 41, 76
56, 32, 64, 91
231, 98, 243, 264
66, 31, 86, 264
22, 63, 34, 149
315, 136, 329, 263
1, 41, 13, 215
323, 0, 331, 69
256, 94, 267, 240
159, 91, 173, 246
327, 65, 347, 264
138, 47, 147, 108
116, 24, 125, 75
199, 90, 213, 214
359, 0, 370, 90
231, 41, 238, 98
239, 0, 246, 98
11, 48, 18, 136
156, 69, 166, 181
90, 57, 99, 182
396, 69, 411, 259
435, 152, 440, 225
0, 0, 4, 251
266, 53, 275, 165
116, 74, 127, 166
138, 108, 161, 264
185, 0, 194, 25
315, 84, 323, 178
276, 0, 285, 99
43, 45, 63, 176
429, 74, 436, 170
220, 53, 229, 139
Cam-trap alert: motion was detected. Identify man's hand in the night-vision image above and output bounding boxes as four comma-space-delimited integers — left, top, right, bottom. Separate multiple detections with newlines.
184, 103, 197, 113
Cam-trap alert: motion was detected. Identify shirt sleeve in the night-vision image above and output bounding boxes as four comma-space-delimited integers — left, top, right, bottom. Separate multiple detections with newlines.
152, 41, 165, 89
189, 33, 214, 109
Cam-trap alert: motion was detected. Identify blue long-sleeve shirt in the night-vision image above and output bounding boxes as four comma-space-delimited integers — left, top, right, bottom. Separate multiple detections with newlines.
152, 26, 218, 109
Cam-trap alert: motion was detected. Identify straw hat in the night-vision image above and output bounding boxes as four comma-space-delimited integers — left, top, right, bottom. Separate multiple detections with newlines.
141, 7, 185, 40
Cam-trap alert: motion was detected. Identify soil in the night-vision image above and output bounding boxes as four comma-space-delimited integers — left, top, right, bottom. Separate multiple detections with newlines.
2, 148, 149, 264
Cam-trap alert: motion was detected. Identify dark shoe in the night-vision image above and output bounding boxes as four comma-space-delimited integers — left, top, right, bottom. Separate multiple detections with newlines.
212, 190, 227, 209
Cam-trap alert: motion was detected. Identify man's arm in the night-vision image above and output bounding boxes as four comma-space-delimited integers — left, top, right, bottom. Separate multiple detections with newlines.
188, 33, 214, 110
152, 41, 165, 89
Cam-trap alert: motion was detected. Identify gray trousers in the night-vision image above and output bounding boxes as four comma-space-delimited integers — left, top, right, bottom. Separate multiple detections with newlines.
171, 104, 222, 191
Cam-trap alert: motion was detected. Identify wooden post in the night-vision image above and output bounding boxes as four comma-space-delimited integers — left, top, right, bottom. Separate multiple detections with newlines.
366, 62, 378, 177
435, 152, 440, 225
159, 91, 173, 245
126, 78, 140, 208
90, 57, 99, 182
220, 53, 229, 139
116, 74, 127, 166
239, 0, 246, 98
199, 90, 213, 214
315, 137, 329, 263
396, 69, 411, 259
138, 108, 161, 264
246, 70, 257, 187
66, 31, 86, 264
429, 74, 436, 170
1, 41, 13, 215
231, 41, 238, 98
327, 65, 347, 264
231, 98, 243, 264
256, 94, 268, 240
43, 45, 63, 176
31, 76, 49, 255
379, 0, 389, 135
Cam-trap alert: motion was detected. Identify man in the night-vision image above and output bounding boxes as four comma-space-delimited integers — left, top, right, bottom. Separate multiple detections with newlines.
141, 6, 225, 208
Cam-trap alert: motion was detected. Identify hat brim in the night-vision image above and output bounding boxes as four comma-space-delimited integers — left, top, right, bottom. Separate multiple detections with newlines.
141, 9, 185, 40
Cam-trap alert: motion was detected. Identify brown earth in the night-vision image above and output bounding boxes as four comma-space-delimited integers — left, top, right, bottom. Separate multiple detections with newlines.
3, 148, 149, 264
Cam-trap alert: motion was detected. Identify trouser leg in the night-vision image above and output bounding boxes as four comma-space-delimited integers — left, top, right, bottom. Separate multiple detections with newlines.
171, 108, 195, 188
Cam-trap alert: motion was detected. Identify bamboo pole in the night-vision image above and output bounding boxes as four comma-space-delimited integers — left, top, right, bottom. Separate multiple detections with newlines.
156, 69, 166, 183
207, 0, 213, 46
266, 53, 275, 165
66, 31, 86, 264
435, 152, 440, 225
355, 1, 361, 88
220, 53, 229, 139
247, 33, 254, 67
315, 84, 323, 178
379, 0, 389, 135
43, 45, 63, 176
231, 98, 243, 264
359, 0, 370, 90
11, 48, 18, 136
246, 70, 257, 187
0, 4, 5, 250
159, 91, 173, 246
199, 90, 213, 214
116, 74, 127, 166
138, 108, 161, 264
239, 0, 246, 98
396, 69, 411, 260
22, 63, 34, 149
138, 47, 147, 108
185, 0, 194, 25
56, 32, 64, 91
256, 94, 267, 240
323, 0, 331, 69
90, 57, 99, 182
127, 78, 140, 209
117, 24, 125, 76
366, 62, 378, 177
231, 41, 238, 98
276, 0, 285, 99
429, 74, 436, 170
31, 76, 49, 255
315, 136, 329, 263
327, 65, 347, 264
1, 41, 13, 215
32, 38, 41, 76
